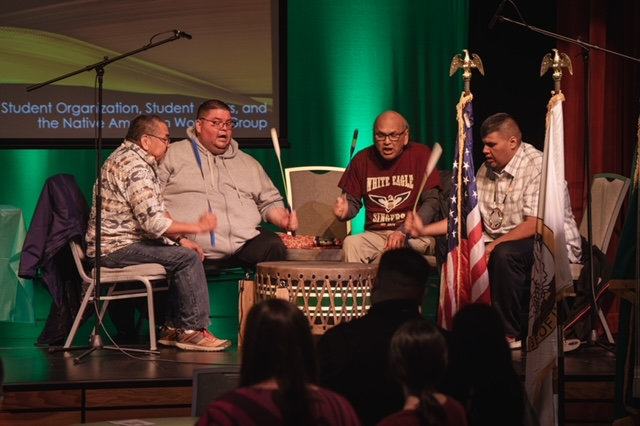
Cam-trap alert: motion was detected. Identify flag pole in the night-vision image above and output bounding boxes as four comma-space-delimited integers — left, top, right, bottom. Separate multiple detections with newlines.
454, 95, 469, 295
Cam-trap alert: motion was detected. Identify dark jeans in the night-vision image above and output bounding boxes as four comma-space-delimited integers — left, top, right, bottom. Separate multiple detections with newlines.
488, 238, 535, 338
101, 240, 211, 330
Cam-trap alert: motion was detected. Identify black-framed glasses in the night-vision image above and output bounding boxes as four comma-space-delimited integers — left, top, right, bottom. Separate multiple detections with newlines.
374, 129, 408, 142
198, 117, 236, 129
144, 134, 170, 145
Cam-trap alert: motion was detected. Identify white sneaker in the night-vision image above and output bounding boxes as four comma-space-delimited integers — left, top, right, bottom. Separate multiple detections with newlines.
563, 338, 580, 353
507, 337, 522, 350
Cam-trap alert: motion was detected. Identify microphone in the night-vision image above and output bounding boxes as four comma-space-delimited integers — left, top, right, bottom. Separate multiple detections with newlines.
488, 0, 507, 29
175, 30, 193, 40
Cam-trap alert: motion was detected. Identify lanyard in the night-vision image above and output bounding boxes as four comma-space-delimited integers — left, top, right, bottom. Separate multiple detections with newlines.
190, 137, 216, 246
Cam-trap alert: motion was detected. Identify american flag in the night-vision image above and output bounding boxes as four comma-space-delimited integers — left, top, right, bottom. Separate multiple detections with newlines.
438, 93, 490, 330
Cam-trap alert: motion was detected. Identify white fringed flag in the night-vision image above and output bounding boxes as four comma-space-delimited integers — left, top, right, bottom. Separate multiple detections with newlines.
525, 92, 573, 426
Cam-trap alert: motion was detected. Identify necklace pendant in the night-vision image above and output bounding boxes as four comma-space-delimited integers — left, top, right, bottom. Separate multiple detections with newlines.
488, 208, 503, 230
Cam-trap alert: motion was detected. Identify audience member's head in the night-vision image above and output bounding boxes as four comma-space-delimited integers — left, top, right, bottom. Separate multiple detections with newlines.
372, 247, 431, 304
452, 302, 513, 375
240, 298, 318, 424
451, 303, 527, 425
389, 319, 448, 425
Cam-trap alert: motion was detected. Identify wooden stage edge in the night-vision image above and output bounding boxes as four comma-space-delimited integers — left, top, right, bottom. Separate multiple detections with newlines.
0, 338, 618, 425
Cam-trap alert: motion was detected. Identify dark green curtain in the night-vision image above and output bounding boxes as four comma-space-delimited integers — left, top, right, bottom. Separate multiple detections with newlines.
0, 149, 98, 225
282, 0, 467, 169
249, 0, 468, 231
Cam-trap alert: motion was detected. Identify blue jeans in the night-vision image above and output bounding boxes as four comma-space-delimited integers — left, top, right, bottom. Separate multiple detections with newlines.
101, 240, 211, 330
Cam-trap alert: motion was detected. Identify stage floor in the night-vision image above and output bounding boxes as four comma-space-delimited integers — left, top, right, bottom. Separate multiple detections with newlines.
1, 341, 617, 386
1, 338, 240, 391
0, 337, 618, 425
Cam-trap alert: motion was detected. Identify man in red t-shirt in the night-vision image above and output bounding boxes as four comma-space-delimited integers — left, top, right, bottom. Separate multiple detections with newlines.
333, 111, 442, 263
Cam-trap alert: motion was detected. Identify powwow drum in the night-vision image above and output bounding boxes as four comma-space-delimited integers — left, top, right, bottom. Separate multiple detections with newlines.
255, 261, 377, 334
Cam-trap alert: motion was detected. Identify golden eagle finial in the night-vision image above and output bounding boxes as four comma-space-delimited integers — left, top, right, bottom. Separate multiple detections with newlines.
450, 49, 484, 94
540, 48, 573, 93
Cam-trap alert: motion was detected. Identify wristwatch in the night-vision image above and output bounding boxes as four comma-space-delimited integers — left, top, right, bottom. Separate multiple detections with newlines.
175, 235, 187, 245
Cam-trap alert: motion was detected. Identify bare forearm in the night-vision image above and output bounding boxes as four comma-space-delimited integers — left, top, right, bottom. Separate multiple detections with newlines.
165, 211, 217, 236
422, 218, 448, 236
166, 222, 209, 236
405, 212, 447, 238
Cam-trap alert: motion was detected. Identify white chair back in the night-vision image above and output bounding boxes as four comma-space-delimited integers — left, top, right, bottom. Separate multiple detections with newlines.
579, 173, 630, 254
285, 166, 350, 239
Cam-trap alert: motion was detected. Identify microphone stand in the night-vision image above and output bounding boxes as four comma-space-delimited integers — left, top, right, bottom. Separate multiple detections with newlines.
28, 31, 189, 363
496, 14, 640, 350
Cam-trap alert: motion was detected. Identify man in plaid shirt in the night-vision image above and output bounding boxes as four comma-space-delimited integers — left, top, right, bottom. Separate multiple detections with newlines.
476, 113, 581, 345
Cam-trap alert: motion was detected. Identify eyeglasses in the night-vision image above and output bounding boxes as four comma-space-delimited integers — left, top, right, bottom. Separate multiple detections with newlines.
145, 134, 170, 145
374, 129, 408, 142
198, 117, 236, 129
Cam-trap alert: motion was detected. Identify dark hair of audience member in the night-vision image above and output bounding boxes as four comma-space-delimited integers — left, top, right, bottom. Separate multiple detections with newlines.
389, 319, 448, 426
451, 303, 525, 425
373, 247, 431, 303
240, 298, 318, 426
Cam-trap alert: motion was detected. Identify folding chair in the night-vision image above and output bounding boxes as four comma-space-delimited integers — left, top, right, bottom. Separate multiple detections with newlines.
65, 239, 169, 351
565, 173, 630, 344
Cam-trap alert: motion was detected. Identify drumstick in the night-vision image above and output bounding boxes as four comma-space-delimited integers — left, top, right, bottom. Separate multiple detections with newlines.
270, 128, 287, 196
413, 142, 443, 212
342, 129, 359, 196
270, 128, 295, 236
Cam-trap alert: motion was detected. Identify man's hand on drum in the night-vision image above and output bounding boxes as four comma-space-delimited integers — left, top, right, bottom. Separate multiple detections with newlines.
285, 209, 298, 233
268, 207, 299, 233
333, 195, 349, 220
404, 211, 426, 238
405, 212, 448, 238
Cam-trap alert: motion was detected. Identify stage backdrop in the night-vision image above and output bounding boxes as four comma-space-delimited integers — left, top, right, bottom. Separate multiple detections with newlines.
0, 0, 468, 340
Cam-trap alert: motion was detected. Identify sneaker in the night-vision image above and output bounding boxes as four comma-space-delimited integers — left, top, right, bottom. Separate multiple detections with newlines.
157, 326, 178, 347
176, 328, 232, 352
563, 338, 581, 353
506, 336, 522, 350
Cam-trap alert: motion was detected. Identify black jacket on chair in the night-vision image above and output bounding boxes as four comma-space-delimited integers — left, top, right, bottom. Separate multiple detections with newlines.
18, 174, 90, 345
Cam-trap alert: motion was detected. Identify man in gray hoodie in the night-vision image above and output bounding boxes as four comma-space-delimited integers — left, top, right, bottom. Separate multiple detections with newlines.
158, 99, 297, 268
